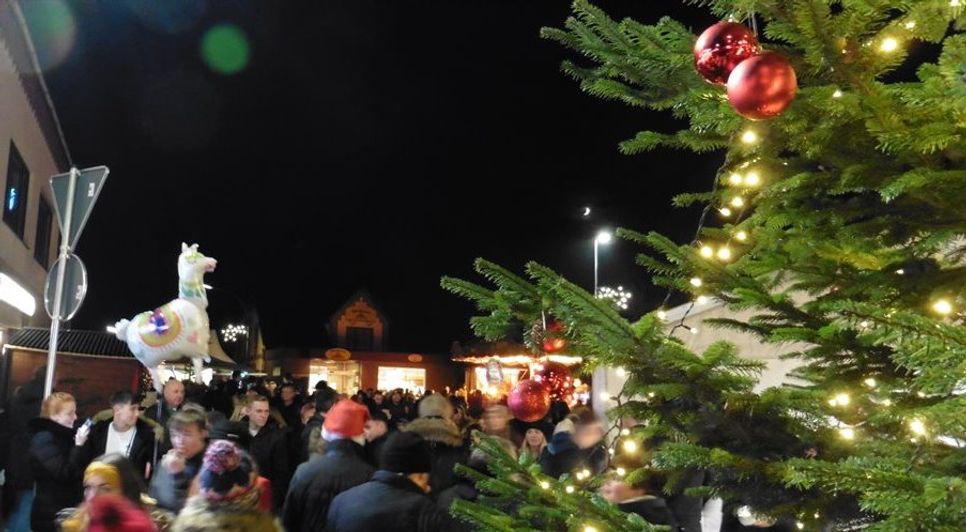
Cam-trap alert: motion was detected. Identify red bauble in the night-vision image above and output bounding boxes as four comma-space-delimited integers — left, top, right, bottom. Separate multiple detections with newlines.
533, 361, 574, 401
694, 21, 761, 85
508, 379, 551, 422
540, 320, 567, 353
726, 52, 797, 120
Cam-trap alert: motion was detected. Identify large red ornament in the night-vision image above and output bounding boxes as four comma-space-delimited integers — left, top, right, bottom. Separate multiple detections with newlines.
694, 21, 761, 85
540, 320, 567, 353
533, 361, 575, 401
726, 52, 797, 120
508, 379, 551, 422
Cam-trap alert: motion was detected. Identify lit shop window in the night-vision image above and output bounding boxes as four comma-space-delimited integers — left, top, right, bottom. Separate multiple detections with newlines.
378, 366, 426, 393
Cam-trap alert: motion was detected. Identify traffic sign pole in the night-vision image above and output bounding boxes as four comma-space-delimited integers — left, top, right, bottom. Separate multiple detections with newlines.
44, 167, 77, 398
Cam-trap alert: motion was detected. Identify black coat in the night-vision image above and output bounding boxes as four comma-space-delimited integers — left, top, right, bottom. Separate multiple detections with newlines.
244, 419, 291, 510
28, 418, 82, 532
73, 418, 157, 480
364, 433, 389, 469
282, 438, 374, 532
619, 496, 679, 529
327, 470, 457, 532
538, 434, 583, 479
403, 417, 469, 495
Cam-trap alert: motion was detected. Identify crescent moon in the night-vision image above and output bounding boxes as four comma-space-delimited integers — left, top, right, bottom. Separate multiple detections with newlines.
582, 207, 591, 217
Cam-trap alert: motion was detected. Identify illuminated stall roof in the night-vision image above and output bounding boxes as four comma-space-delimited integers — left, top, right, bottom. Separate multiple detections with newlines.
451, 354, 582, 367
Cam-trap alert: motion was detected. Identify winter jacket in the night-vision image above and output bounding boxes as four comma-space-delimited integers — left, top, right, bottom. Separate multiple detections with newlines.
28, 417, 83, 532
619, 496, 679, 529
326, 470, 457, 532
281, 438, 374, 532
300, 413, 323, 462
364, 432, 390, 469
242, 418, 291, 510
72, 413, 160, 481
149, 451, 204, 512
171, 492, 282, 532
538, 432, 583, 479
402, 416, 469, 494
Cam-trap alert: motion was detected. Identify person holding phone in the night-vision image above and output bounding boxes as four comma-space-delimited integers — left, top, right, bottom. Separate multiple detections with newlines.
72, 391, 158, 480
28, 392, 84, 532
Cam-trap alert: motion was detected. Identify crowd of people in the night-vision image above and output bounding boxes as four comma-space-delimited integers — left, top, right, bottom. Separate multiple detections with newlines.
0, 371, 705, 531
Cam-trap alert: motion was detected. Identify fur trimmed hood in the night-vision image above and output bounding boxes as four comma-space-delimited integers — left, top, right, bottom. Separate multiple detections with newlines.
171, 495, 282, 532
403, 416, 464, 447
92, 408, 164, 441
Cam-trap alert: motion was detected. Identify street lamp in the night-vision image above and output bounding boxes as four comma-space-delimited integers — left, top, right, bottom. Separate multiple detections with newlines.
594, 230, 612, 296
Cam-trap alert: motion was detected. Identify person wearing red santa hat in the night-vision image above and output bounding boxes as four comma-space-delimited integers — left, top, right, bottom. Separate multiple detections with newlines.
282, 399, 375, 532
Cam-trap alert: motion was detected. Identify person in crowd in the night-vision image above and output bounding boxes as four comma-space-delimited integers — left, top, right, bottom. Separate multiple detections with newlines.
76, 494, 157, 532
326, 431, 457, 532
242, 394, 290, 510
402, 394, 469, 495
4, 369, 46, 531
370, 391, 386, 416
539, 418, 582, 479
600, 454, 678, 529
480, 405, 511, 441
207, 420, 275, 513
450, 403, 479, 440
386, 390, 411, 427
72, 391, 158, 480
466, 390, 484, 419
300, 402, 316, 426
150, 409, 208, 512
571, 408, 608, 475
282, 399, 374, 531
519, 427, 548, 462
148, 379, 186, 429
61, 453, 171, 532
436, 435, 517, 524
272, 383, 302, 433
300, 384, 337, 462
172, 440, 282, 531
28, 392, 83, 532
204, 377, 234, 418
363, 409, 391, 468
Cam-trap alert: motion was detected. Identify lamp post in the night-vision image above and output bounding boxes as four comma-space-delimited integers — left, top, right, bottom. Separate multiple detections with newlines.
594, 230, 612, 296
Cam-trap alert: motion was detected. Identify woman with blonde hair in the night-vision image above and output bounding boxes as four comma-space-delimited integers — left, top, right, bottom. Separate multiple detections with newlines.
29, 392, 83, 532
61, 453, 166, 531
518, 427, 548, 462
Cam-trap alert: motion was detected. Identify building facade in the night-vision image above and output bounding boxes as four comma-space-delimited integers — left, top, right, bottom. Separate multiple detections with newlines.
0, 1, 70, 341
265, 291, 463, 394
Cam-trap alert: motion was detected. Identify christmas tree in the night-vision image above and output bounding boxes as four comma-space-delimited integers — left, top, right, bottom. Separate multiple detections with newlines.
442, 1, 966, 530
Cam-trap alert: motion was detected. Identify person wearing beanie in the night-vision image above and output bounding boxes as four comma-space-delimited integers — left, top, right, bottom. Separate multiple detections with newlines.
282, 399, 374, 532
171, 440, 281, 532
538, 417, 583, 479
401, 393, 469, 494
327, 432, 457, 532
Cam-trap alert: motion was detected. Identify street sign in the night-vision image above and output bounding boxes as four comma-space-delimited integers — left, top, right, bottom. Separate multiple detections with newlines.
50, 166, 109, 249
43, 253, 87, 320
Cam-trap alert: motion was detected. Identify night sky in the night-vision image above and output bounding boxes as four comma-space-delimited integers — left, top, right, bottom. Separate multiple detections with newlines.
24, 1, 721, 353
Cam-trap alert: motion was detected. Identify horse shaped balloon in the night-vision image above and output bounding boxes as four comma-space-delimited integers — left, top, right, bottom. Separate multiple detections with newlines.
115, 243, 217, 392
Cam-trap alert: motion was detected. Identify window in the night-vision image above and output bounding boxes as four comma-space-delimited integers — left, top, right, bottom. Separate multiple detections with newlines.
34, 199, 52, 267
345, 326, 374, 350
3, 142, 29, 240
377, 366, 426, 393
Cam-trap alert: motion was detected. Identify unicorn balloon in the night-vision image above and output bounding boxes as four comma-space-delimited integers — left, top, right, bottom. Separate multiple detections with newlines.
115, 243, 217, 392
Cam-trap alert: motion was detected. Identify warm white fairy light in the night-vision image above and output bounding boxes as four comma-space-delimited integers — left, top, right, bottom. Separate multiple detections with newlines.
909, 418, 927, 436
221, 323, 249, 343
839, 427, 855, 440
690, 277, 703, 287
904, 20, 916, 29
696, 295, 709, 305
623, 440, 638, 453
717, 247, 732, 261
616, 467, 626, 477
719, 207, 733, 217
598, 391, 611, 402
584, 526, 598, 532
882, 399, 893, 407
832, 89, 843, 98
879, 37, 899, 53
835, 393, 850, 406
741, 130, 759, 144
730, 196, 745, 208
540, 481, 550, 489
700, 245, 714, 258
932, 299, 953, 315
864, 377, 877, 388
952, 0, 961, 7
615, 367, 626, 377
597, 285, 632, 310
729, 173, 743, 185
743, 171, 761, 186
796, 522, 805, 530
656, 309, 667, 320
565, 485, 575, 494
735, 230, 748, 241
689, 326, 699, 335
620, 428, 630, 436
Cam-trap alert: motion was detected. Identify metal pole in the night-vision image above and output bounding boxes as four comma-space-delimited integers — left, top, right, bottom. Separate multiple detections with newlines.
594, 238, 599, 297
44, 167, 77, 397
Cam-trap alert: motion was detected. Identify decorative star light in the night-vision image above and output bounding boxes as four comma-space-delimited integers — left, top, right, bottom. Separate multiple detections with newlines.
596, 285, 632, 310
221, 323, 249, 343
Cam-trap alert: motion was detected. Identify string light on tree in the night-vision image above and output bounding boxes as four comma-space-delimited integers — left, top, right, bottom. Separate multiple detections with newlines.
565, 485, 575, 494
904, 20, 916, 29
700, 245, 714, 258
615, 367, 626, 377
730, 196, 745, 208
909, 418, 927, 436
832, 89, 844, 98
696, 295, 710, 305
743, 171, 761, 186
729, 173, 743, 185
540, 481, 550, 490
741, 130, 759, 144
879, 37, 899, 53
690, 277, 703, 287
717, 247, 732, 261
735, 230, 748, 241
839, 427, 856, 440
623, 440, 638, 453
864, 377, 877, 388
931, 299, 953, 316
616, 467, 626, 476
